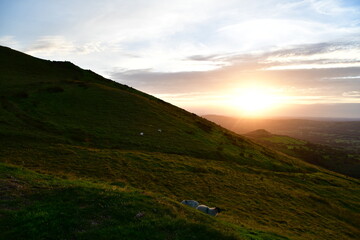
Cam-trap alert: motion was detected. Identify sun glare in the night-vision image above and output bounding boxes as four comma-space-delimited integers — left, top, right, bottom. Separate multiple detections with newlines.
229, 88, 279, 116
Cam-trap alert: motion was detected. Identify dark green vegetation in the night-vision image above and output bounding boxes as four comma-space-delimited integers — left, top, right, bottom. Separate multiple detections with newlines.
245, 129, 360, 178
1, 46, 360, 239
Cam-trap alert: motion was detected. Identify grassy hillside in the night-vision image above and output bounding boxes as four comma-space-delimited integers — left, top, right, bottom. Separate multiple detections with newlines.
245, 129, 360, 178
2, 162, 287, 240
1, 46, 360, 240
0, 46, 281, 166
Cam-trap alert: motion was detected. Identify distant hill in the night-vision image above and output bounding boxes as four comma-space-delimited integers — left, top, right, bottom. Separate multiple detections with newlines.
204, 115, 360, 154
245, 129, 360, 178
1, 46, 360, 240
245, 129, 273, 138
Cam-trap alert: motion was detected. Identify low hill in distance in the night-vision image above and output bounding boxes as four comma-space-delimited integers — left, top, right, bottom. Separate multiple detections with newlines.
204, 115, 360, 155
1, 46, 359, 240
245, 129, 360, 178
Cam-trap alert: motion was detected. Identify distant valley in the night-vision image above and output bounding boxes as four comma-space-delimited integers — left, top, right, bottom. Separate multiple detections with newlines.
204, 115, 360, 155
244, 129, 360, 178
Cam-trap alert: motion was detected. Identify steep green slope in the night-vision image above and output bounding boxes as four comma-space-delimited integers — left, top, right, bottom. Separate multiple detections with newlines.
245, 129, 360, 178
0, 46, 291, 169
1, 46, 360, 240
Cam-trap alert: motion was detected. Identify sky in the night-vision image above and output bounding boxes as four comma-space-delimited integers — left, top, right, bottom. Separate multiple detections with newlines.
1, 0, 360, 118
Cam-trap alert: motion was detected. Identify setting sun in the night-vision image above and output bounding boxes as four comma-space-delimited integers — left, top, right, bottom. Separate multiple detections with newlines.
229, 88, 279, 116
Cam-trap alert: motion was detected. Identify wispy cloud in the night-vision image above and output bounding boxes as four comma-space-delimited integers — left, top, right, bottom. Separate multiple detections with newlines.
262, 42, 360, 70
343, 91, 360, 97
0, 35, 19, 49
308, 0, 359, 15
23, 36, 119, 56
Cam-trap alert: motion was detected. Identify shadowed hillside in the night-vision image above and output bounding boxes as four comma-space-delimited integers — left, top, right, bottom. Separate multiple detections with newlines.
1, 46, 359, 240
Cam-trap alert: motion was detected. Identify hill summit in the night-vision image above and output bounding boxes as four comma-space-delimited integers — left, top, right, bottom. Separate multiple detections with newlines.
245, 129, 272, 137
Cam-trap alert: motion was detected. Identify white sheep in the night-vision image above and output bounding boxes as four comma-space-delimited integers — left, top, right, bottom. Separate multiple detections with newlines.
181, 200, 199, 208
196, 205, 222, 216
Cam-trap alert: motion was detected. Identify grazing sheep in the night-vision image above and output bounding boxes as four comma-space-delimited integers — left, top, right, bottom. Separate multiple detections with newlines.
196, 205, 222, 216
181, 200, 199, 208
134, 212, 145, 219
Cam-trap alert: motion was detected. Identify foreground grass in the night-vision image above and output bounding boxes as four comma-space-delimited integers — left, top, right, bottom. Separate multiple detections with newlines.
0, 162, 290, 240
1, 143, 359, 240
